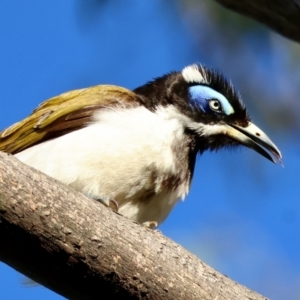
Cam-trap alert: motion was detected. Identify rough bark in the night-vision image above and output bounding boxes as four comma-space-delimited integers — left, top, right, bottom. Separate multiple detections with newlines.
214, 0, 300, 43
0, 152, 267, 300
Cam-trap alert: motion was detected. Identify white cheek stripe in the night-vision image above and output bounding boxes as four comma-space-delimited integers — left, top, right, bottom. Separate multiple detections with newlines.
192, 123, 228, 136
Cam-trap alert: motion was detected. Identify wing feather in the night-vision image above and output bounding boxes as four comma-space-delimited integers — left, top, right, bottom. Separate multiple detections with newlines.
0, 85, 139, 154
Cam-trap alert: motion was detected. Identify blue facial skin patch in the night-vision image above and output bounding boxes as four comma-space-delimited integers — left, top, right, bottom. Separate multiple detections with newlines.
188, 85, 235, 115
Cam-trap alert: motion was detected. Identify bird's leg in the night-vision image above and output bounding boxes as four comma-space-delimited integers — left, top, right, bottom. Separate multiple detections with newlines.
84, 193, 157, 228
142, 221, 158, 229
84, 193, 119, 212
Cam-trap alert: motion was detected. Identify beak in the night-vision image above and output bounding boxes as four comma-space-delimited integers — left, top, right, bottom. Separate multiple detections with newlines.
226, 122, 282, 164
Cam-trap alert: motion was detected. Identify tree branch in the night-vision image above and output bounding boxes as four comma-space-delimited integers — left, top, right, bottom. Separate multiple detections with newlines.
214, 0, 300, 43
0, 152, 267, 299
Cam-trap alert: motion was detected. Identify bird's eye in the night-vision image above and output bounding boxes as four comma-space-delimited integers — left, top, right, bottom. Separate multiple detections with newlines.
208, 99, 222, 113
188, 85, 234, 115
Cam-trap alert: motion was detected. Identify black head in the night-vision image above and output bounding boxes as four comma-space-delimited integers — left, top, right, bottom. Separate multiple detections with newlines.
134, 64, 282, 164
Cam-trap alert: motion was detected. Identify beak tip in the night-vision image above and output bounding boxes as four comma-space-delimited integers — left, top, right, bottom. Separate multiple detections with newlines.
273, 150, 283, 166
228, 123, 282, 167
278, 157, 284, 168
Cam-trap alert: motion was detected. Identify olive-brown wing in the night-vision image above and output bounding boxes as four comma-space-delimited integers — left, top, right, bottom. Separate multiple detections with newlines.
0, 85, 139, 154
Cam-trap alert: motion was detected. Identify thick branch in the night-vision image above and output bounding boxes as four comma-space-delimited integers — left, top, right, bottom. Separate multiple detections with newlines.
214, 0, 300, 43
0, 152, 267, 300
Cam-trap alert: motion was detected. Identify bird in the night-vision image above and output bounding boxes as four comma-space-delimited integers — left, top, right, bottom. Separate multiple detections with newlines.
0, 64, 282, 228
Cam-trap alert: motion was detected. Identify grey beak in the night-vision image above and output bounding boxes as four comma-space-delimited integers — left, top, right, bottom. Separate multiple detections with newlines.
225, 122, 282, 164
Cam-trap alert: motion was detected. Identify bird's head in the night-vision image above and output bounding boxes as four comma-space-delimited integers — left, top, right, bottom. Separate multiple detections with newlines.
134, 64, 282, 164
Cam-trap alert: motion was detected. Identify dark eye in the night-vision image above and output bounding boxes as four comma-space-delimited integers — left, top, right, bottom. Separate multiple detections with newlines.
208, 99, 222, 113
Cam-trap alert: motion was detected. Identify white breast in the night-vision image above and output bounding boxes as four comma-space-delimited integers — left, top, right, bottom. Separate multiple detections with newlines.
15, 105, 191, 225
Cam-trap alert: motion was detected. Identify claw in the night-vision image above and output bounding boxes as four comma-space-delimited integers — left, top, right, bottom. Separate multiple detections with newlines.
107, 198, 119, 212
142, 221, 158, 229
84, 194, 119, 212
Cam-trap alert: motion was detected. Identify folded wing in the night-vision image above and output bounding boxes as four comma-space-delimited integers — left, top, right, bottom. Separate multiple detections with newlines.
0, 85, 139, 154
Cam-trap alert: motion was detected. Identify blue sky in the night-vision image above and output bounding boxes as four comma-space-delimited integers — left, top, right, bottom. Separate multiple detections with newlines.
1, 1, 300, 299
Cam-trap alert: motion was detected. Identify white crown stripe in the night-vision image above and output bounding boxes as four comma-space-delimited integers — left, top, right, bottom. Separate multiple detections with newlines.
182, 64, 208, 84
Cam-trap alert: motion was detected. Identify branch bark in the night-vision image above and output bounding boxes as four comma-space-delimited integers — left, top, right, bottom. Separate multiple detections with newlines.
214, 0, 300, 43
0, 151, 267, 300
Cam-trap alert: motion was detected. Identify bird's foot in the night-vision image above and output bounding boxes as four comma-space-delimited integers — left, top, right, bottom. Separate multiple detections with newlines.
85, 194, 119, 212
142, 221, 158, 229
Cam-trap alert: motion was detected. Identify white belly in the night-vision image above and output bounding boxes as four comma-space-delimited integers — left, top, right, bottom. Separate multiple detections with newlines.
15, 106, 190, 225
